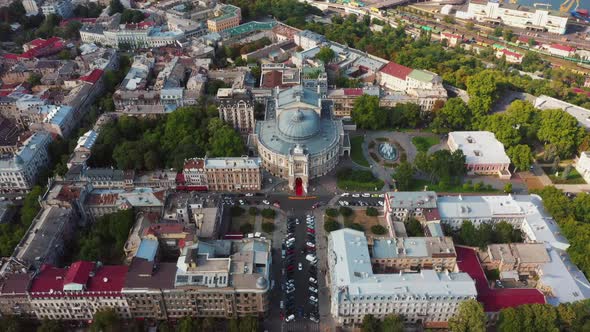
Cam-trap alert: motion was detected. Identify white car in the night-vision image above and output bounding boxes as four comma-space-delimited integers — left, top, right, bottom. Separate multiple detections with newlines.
309, 277, 317, 284
378, 194, 384, 198
298, 263, 303, 271
378, 201, 384, 206
239, 200, 245, 205
306, 242, 316, 248
341, 192, 350, 197
245, 193, 254, 197
352, 193, 360, 198
309, 296, 318, 303
286, 287, 296, 294
362, 193, 371, 198
310, 316, 319, 323
338, 201, 346, 206
262, 200, 270, 205
309, 286, 318, 293
285, 314, 295, 322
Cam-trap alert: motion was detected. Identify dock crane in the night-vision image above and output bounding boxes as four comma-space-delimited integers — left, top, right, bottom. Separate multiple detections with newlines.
560, 0, 579, 13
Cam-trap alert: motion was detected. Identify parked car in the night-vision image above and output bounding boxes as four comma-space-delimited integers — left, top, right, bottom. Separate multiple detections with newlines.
285, 314, 295, 322
298, 263, 303, 271
262, 200, 270, 205
309, 277, 317, 284
309, 286, 318, 293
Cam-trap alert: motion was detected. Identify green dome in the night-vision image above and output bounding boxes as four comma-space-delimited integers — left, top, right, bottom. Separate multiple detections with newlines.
277, 109, 320, 140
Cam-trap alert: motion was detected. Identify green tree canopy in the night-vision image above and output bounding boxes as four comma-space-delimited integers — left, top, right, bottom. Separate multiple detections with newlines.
448, 299, 486, 332
431, 98, 472, 133
507, 144, 532, 171
352, 95, 385, 130
537, 109, 585, 158
393, 161, 414, 191
90, 308, 120, 332
316, 46, 335, 64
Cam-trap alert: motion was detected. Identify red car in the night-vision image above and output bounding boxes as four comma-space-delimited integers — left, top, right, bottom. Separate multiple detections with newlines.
287, 249, 295, 254
307, 228, 315, 234
287, 265, 295, 271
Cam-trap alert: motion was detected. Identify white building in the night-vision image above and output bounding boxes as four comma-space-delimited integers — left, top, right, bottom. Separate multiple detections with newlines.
80, 25, 184, 49
574, 151, 590, 184
436, 194, 590, 304
456, 1, 569, 34
40, 0, 73, 18
448, 131, 511, 179
0, 132, 52, 192
534, 95, 590, 129
546, 44, 576, 57
30, 105, 76, 138
294, 30, 327, 50
22, 0, 41, 15
328, 228, 477, 327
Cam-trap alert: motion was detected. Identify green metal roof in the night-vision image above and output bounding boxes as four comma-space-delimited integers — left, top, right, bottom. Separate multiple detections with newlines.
223, 20, 277, 37
408, 69, 434, 83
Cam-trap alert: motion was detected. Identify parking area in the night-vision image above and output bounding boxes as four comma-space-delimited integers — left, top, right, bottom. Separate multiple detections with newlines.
337, 192, 385, 208
280, 213, 320, 330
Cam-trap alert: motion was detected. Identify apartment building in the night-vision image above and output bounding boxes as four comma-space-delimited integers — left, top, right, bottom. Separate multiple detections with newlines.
0, 132, 52, 193
326, 87, 380, 118
448, 131, 511, 179
30, 105, 76, 138
0, 273, 35, 318
84, 187, 165, 220
80, 24, 184, 49
206, 4, 241, 32
28, 261, 131, 320
217, 88, 255, 134
328, 229, 477, 327
371, 237, 457, 272
456, 1, 569, 34
181, 157, 262, 191
480, 243, 550, 276
40, 0, 73, 18
384, 191, 438, 223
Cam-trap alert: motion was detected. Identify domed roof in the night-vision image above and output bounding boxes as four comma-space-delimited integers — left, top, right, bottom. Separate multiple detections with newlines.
277, 109, 320, 140
256, 277, 267, 289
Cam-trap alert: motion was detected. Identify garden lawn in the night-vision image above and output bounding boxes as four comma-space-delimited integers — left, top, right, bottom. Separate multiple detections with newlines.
409, 179, 501, 193
337, 168, 384, 191
412, 136, 439, 153
350, 136, 370, 167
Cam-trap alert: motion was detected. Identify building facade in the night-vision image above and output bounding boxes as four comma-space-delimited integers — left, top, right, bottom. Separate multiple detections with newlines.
217, 88, 255, 134
0, 132, 52, 192
252, 86, 349, 193
328, 229, 477, 327
456, 1, 569, 34
448, 131, 511, 179
371, 237, 457, 272
182, 157, 262, 191
206, 4, 241, 32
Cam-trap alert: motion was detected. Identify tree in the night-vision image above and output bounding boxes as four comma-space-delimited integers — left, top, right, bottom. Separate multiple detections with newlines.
393, 161, 414, 191
504, 182, 512, 193
326, 208, 339, 218
324, 219, 341, 232
507, 144, 532, 171
431, 98, 472, 133
352, 95, 386, 130
207, 119, 244, 157
366, 207, 379, 216
261, 208, 276, 219
382, 314, 404, 332
109, 0, 124, 15
231, 206, 245, 217
466, 70, 502, 118
90, 308, 120, 332
537, 109, 585, 158
240, 223, 253, 234
502, 29, 514, 41
406, 218, 424, 236
37, 319, 62, 332
248, 207, 258, 216
361, 314, 380, 332
371, 224, 387, 235
0, 317, 24, 332
443, 15, 455, 24
316, 46, 335, 64
339, 206, 353, 217
465, 22, 474, 30
177, 317, 197, 332
448, 299, 486, 332
120, 9, 145, 23
262, 222, 275, 233
27, 73, 42, 87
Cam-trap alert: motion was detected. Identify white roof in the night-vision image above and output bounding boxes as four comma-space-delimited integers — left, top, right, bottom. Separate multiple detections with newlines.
205, 157, 261, 169
75, 130, 98, 151
329, 229, 476, 299
437, 195, 522, 220
449, 131, 510, 165
534, 95, 590, 129
541, 248, 590, 305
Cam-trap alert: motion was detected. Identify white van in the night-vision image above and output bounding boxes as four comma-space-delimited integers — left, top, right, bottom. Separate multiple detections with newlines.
285, 314, 295, 322
306, 254, 317, 263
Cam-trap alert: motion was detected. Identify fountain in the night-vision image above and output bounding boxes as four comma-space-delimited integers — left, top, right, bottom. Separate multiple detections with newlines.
378, 142, 398, 161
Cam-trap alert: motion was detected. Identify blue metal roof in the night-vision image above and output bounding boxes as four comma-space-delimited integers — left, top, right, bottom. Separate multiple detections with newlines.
136, 239, 158, 262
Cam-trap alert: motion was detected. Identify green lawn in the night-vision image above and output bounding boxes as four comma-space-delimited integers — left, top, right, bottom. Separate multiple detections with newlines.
337, 168, 384, 191
544, 167, 587, 184
350, 136, 370, 167
412, 136, 440, 153
409, 179, 501, 193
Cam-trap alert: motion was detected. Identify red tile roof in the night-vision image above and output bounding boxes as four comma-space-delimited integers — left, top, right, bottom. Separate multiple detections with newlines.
29, 262, 127, 298
550, 44, 576, 52
442, 32, 461, 39
379, 62, 412, 80
79, 69, 104, 85
343, 88, 363, 96
144, 223, 186, 237
261, 70, 283, 88
64, 261, 94, 286
59, 17, 97, 27
456, 246, 545, 312
184, 158, 204, 169
500, 49, 523, 59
